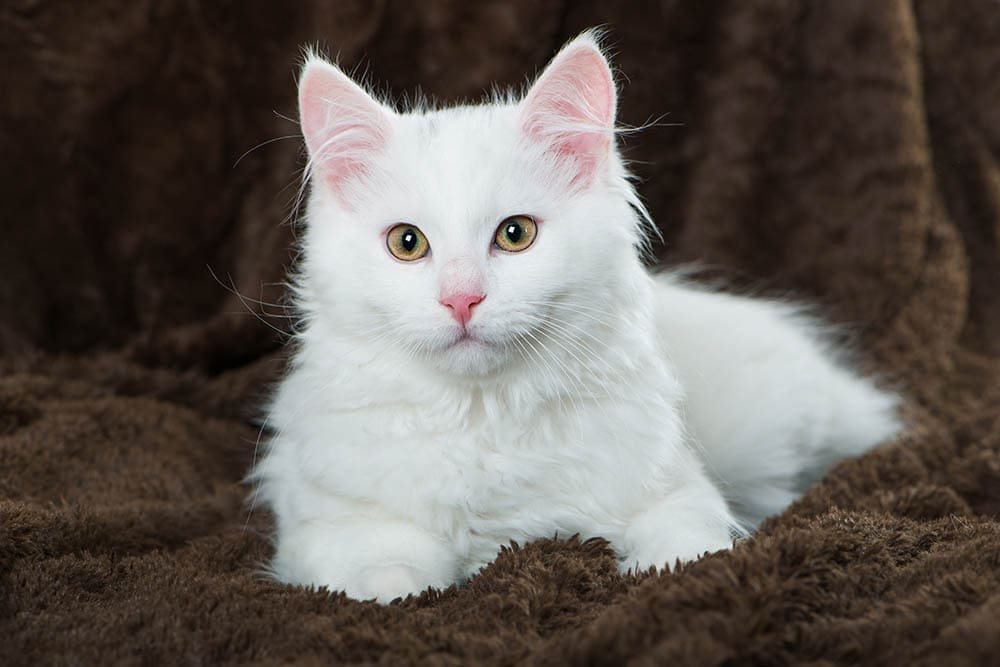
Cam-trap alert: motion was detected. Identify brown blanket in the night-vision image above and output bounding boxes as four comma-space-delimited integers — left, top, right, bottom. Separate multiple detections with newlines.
2, 1, 998, 664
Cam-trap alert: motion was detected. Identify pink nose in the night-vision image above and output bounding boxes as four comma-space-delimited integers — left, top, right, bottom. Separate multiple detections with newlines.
440, 293, 485, 327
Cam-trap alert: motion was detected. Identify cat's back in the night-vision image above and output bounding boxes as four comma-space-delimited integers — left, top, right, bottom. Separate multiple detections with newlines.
651, 274, 827, 381
650, 273, 900, 525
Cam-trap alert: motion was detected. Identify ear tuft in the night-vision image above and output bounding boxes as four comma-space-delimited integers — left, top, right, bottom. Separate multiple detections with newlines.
520, 32, 617, 186
298, 56, 391, 194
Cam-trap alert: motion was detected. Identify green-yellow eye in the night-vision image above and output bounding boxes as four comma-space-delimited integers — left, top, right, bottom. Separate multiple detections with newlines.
386, 224, 430, 261
494, 215, 537, 253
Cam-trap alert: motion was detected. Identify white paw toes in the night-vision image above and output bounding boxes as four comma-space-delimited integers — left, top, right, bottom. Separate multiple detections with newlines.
351, 564, 425, 602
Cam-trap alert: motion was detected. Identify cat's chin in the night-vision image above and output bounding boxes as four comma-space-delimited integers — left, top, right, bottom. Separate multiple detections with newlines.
434, 333, 508, 377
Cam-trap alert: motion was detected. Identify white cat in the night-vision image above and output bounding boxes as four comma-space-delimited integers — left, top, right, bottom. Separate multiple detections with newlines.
251, 31, 901, 603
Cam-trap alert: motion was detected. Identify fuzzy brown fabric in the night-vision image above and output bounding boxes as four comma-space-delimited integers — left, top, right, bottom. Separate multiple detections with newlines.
2, 1, 999, 664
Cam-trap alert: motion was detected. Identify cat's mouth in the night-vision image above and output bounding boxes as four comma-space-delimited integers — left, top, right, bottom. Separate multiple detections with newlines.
452, 330, 481, 346
444, 328, 494, 351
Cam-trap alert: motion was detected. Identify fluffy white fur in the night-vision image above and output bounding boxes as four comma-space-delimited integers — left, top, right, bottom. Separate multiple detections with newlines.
251, 31, 902, 603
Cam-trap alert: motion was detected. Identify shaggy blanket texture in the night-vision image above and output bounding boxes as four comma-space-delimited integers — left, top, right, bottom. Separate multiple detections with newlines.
2, 1, 999, 664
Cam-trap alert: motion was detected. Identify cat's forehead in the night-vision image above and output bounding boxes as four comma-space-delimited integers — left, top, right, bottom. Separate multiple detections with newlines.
372, 103, 546, 227
395, 103, 520, 160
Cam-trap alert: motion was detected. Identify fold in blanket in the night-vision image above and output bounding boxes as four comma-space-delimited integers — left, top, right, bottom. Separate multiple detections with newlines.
1, 1, 998, 664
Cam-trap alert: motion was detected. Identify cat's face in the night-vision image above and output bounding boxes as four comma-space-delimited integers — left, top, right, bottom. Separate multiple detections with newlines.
298, 33, 643, 377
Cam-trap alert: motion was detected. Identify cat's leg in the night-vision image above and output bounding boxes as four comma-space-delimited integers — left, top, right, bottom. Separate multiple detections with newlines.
271, 516, 459, 603
617, 462, 739, 574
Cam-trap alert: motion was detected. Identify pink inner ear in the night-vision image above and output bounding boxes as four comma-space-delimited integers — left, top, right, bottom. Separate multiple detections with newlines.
522, 43, 616, 184
299, 60, 389, 193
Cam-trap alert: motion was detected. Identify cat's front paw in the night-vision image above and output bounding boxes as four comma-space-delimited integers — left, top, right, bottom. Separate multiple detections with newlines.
269, 516, 460, 603
618, 528, 733, 575
619, 498, 737, 575
350, 564, 426, 603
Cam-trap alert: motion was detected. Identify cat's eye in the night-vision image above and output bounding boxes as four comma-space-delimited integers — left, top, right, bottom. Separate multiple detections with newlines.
386, 224, 430, 261
494, 215, 537, 253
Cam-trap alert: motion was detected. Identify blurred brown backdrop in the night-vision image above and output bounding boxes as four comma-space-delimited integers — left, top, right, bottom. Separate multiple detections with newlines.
2, 2, 999, 664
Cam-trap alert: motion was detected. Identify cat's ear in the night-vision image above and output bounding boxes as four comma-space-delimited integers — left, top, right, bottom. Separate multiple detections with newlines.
520, 32, 617, 186
298, 55, 391, 193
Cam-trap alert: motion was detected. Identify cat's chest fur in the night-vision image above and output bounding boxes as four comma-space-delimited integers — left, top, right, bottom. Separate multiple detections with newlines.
266, 334, 684, 568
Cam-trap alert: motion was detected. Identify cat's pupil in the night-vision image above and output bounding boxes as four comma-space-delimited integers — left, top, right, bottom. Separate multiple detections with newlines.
505, 223, 523, 243
401, 230, 417, 252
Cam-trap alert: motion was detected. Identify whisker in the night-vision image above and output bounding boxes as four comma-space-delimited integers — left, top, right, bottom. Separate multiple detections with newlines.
233, 134, 302, 168
521, 328, 590, 435
273, 110, 300, 125
207, 265, 294, 338
517, 312, 640, 422
522, 299, 633, 338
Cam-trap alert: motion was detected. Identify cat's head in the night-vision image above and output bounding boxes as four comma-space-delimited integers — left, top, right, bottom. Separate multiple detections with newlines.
296, 31, 649, 378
